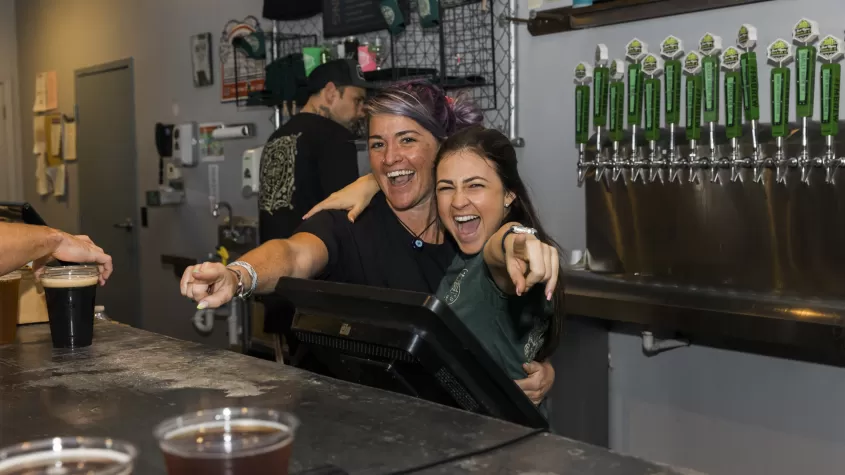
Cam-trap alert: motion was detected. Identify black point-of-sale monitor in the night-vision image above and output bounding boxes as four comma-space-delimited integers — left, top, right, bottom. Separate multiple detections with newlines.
277, 277, 548, 430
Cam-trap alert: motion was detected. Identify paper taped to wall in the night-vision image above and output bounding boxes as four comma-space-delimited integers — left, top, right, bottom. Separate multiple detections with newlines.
63, 122, 77, 161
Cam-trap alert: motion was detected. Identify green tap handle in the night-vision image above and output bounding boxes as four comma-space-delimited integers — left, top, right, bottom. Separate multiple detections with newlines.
820, 63, 841, 137
686, 75, 702, 141
795, 45, 817, 118
627, 64, 644, 126
644, 78, 661, 141
608, 82, 625, 142
771, 67, 791, 138
740, 52, 760, 121
724, 71, 743, 139
593, 67, 609, 128
664, 60, 682, 125
575, 85, 590, 144
703, 56, 721, 123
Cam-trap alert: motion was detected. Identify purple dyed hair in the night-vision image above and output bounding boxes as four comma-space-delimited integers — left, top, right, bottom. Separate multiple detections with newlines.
366, 80, 483, 141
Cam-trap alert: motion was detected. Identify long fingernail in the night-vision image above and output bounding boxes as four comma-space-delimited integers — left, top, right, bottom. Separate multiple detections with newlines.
197, 301, 208, 310
546, 292, 552, 301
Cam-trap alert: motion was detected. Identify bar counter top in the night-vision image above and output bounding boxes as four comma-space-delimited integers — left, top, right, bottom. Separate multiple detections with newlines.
0, 322, 694, 474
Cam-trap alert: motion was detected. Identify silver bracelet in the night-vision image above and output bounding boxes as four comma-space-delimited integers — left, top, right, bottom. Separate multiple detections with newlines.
227, 261, 258, 298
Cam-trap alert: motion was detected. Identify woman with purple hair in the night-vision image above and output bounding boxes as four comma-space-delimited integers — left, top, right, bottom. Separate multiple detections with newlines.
180, 81, 555, 405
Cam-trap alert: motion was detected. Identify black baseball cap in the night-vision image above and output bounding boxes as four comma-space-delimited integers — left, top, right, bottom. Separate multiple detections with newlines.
307, 59, 376, 94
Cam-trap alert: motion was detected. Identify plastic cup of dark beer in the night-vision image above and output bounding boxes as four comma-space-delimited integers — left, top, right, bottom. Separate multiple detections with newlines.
154, 407, 299, 475
41, 265, 99, 349
0, 271, 22, 345
0, 436, 136, 474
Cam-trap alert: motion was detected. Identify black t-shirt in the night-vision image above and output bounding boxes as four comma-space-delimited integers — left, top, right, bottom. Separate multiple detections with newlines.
259, 112, 359, 335
295, 192, 457, 294
258, 112, 359, 243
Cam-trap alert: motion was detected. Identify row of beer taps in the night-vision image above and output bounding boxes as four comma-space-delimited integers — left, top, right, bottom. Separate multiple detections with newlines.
574, 20, 845, 187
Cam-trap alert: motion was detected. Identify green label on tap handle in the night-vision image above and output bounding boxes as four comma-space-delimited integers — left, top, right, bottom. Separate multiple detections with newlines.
702, 56, 721, 123
644, 78, 661, 141
627, 64, 644, 126
575, 85, 590, 144
665, 60, 682, 124
740, 51, 760, 121
593, 67, 609, 127
725, 72, 742, 139
821, 63, 841, 137
686, 75, 702, 141
609, 82, 625, 142
795, 45, 817, 118
771, 67, 791, 138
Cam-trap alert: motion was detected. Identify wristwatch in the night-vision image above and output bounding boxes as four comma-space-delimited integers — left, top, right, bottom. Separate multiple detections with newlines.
502, 225, 538, 255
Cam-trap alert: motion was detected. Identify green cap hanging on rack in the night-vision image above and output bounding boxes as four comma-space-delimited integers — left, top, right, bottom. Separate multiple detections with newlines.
380, 0, 407, 35
419, 0, 441, 28
817, 35, 843, 137
232, 32, 266, 60
792, 18, 820, 119
768, 39, 794, 139
574, 62, 594, 146
661, 36, 684, 127
699, 32, 723, 125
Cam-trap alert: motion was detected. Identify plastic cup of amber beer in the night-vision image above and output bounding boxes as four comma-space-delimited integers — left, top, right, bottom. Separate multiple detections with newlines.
154, 407, 299, 475
0, 437, 137, 474
41, 265, 99, 348
0, 271, 22, 345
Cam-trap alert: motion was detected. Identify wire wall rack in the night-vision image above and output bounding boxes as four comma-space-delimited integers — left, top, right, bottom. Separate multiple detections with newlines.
231, 0, 516, 138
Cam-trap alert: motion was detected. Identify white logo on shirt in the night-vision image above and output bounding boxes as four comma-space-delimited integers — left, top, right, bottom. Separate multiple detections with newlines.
524, 319, 549, 361
259, 133, 301, 214
443, 269, 468, 305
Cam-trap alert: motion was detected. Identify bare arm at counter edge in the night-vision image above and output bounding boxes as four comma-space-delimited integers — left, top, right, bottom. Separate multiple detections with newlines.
181, 232, 329, 309
0, 222, 113, 284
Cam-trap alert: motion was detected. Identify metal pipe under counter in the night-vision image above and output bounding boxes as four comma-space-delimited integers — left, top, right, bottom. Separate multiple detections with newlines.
564, 270, 845, 365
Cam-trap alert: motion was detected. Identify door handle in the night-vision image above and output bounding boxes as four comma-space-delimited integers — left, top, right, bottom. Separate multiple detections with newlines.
113, 218, 134, 231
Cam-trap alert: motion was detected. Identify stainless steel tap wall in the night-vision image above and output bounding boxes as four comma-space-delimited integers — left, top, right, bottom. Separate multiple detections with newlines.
584, 123, 845, 297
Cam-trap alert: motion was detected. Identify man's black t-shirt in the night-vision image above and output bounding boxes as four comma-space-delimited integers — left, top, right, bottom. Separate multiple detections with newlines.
295, 192, 457, 294
259, 112, 359, 335
258, 112, 359, 241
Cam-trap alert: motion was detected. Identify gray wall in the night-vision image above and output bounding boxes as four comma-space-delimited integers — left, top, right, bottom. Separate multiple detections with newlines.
516, 0, 845, 474
15, 0, 273, 344
0, 0, 22, 201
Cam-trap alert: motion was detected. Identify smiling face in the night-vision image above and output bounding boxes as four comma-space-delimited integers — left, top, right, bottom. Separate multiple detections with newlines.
436, 149, 515, 255
368, 114, 440, 211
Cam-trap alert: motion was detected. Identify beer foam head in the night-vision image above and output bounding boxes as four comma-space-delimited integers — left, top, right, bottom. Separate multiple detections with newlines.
0, 271, 21, 282
0, 448, 132, 474
40, 274, 99, 288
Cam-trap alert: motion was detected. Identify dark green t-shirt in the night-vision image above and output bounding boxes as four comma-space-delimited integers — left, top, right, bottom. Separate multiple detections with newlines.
435, 252, 550, 382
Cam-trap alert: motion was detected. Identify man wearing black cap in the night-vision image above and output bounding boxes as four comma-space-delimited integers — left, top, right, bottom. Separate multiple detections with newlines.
258, 59, 370, 360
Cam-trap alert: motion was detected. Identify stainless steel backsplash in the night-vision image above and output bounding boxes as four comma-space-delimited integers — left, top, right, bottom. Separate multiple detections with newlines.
584, 122, 845, 297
